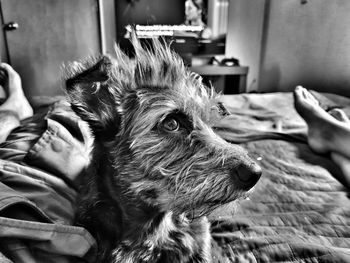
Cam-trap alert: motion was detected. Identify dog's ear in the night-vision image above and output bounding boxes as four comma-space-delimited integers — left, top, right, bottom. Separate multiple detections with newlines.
65, 56, 120, 140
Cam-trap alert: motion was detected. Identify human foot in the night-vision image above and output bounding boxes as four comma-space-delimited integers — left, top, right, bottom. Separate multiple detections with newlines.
0, 63, 33, 120
293, 86, 340, 154
328, 108, 350, 123
295, 87, 350, 188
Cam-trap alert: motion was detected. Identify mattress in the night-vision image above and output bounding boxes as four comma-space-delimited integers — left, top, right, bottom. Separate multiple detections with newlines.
210, 92, 350, 262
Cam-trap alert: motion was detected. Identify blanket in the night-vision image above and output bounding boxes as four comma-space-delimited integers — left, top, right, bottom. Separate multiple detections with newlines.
211, 92, 350, 262
1, 92, 349, 262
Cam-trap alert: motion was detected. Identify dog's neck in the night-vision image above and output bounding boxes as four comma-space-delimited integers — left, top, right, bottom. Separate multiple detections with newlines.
104, 175, 212, 263
112, 209, 211, 263
76, 146, 211, 262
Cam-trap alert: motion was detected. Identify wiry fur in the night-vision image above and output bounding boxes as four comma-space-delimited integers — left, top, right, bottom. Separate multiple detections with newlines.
64, 36, 261, 263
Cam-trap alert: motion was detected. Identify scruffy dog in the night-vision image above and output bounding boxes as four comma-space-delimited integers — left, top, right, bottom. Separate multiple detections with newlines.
64, 37, 261, 263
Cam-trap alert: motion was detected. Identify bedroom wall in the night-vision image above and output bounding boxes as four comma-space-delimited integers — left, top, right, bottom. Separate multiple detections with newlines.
259, 0, 350, 97
226, 0, 350, 97
225, 0, 266, 92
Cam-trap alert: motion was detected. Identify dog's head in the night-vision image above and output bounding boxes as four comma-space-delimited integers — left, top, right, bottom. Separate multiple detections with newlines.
65, 37, 261, 218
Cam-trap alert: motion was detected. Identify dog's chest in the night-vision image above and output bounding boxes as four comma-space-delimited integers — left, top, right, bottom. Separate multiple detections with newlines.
111, 214, 211, 263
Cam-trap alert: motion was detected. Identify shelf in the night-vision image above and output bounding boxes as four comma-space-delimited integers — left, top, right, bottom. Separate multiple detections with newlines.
190, 66, 249, 93
190, 65, 248, 76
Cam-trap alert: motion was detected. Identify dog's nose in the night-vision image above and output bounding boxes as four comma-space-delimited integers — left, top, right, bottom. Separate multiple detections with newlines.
234, 161, 262, 189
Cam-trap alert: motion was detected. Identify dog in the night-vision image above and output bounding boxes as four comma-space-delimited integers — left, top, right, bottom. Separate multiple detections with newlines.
64, 36, 262, 263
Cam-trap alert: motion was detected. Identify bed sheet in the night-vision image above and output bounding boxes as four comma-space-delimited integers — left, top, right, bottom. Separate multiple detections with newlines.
210, 92, 350, 263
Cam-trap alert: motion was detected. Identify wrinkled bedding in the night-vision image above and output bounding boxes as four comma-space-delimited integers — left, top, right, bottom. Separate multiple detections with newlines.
1, 92, 350, 262
210, 92, 350, 262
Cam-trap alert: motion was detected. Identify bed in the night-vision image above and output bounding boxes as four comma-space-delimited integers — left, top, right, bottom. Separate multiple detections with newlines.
0, 91, 349, 262
210, 91, 350, 262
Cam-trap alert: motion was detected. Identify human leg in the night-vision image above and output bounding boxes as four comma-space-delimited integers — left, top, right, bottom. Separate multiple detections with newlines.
327, 108, 350, 188
294, 86, 350, 188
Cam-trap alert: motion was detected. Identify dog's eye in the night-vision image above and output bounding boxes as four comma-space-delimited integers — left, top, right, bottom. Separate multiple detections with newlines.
162, 117, 179, 132
158, 111, 193, 133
